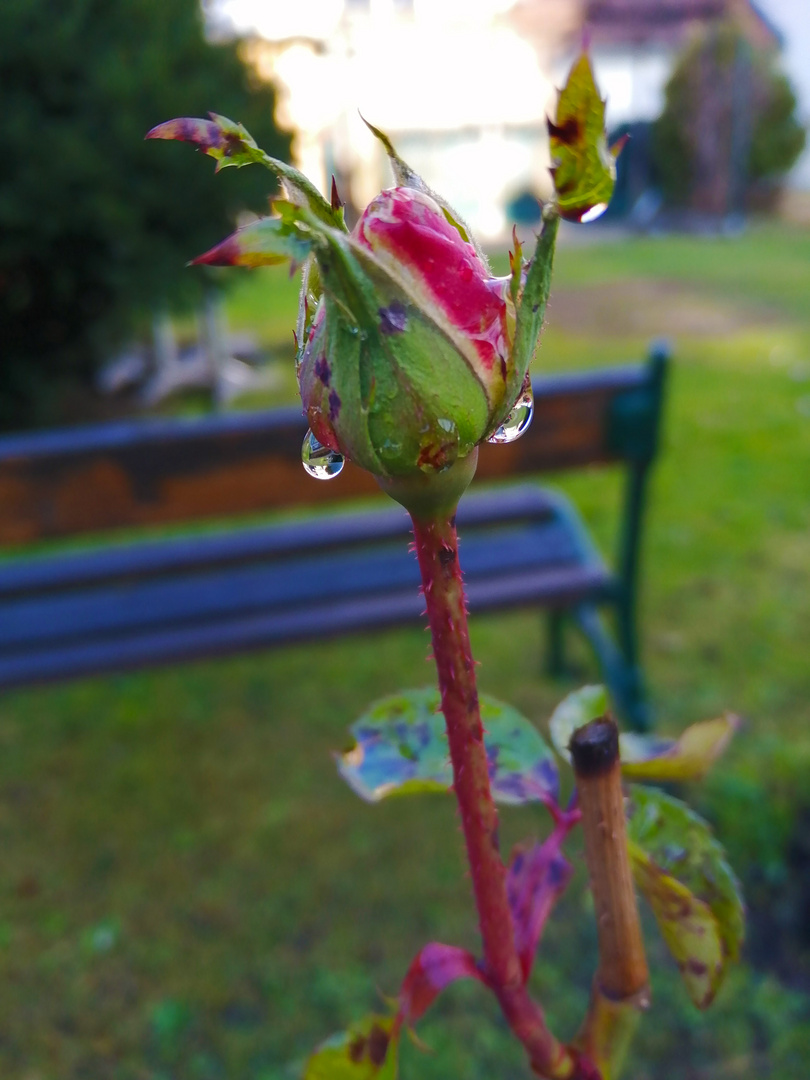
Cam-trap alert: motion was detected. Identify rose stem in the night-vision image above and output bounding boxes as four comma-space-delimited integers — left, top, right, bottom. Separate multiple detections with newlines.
411, 512, 596, 1080
569, 716, 649, 1073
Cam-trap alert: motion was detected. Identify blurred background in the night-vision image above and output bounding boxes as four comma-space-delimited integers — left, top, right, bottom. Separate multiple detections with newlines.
1, 1, 809, 1077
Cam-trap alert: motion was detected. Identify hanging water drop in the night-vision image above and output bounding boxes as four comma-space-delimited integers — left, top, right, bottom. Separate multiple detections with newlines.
579, 202, 609, 224
301, 429, 345, 480
487, 380, 534, 444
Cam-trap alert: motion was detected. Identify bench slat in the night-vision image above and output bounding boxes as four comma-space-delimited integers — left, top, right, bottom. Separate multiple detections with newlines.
0, 562, 609, 691
0, 364, 659, 546
1, 519, 583, 650
0, 485, 558, 597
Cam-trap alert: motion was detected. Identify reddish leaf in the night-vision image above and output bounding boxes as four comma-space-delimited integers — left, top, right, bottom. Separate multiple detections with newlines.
507, 828, 574, 982
147, 113, 344, 229
398, 943, 486, 1025
146, 114, 264, 169
190, 211, 311, 269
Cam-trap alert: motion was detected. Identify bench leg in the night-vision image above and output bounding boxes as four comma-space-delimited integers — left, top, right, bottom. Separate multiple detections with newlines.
546, 609, 567, 678
573, 604, 651, 732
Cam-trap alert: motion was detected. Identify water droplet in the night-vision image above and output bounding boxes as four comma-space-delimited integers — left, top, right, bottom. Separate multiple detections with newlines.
487, 381, 534, 444
579, 202, 609, 224
301, 429, 344, 480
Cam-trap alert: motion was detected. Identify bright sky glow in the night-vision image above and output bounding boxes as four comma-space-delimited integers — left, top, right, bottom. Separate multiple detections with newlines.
214, 0, 516, 40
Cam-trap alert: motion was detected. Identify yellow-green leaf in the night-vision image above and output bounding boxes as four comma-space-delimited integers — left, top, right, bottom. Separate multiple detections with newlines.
549, 52, 617, 223
626, 786, 745, 1008
629, 839, 724, 1009
304, 1014, 398, 1080
620, 714, 741, 782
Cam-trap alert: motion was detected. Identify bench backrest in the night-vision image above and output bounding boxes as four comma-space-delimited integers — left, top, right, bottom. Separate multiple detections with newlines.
0, 345, 668, 548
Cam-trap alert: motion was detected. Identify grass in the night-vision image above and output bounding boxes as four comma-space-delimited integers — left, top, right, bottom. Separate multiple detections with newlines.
2, 221, 810, 1079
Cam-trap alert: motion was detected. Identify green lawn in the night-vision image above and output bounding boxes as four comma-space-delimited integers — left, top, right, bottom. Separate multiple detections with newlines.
2, 222, 810, 1079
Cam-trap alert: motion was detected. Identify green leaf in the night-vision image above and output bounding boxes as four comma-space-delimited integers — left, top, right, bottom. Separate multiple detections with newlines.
549, 52, 618, 222
548, 685, 609, 764
337, 688, 558, 805
304, 1014, 398, 1080
147, 113, 345, 230
626, 785, 745, 1008
620, 714, 741, 782
192, 208, 312, 268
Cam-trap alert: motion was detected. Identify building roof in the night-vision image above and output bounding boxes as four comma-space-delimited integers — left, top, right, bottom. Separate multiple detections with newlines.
585, 0, 782, 49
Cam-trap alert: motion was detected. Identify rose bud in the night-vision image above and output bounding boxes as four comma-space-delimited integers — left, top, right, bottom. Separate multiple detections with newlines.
297, 187, 517, 490
148, 52, 616, 516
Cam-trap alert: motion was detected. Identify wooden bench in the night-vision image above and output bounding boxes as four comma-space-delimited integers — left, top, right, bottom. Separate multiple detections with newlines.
0, 344, 668, 730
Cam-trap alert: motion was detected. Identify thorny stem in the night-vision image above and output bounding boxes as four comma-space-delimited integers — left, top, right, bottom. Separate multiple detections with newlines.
411, 513, 599, 1080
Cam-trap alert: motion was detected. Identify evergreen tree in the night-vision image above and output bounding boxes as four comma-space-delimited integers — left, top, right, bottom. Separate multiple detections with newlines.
0, 0, 291, 428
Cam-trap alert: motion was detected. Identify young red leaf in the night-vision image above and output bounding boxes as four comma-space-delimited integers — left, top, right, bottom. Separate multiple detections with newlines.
506, 829, 574, 983
398, 942, 486, 1025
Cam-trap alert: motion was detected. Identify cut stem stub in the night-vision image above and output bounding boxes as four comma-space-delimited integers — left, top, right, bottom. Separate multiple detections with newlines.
570, 716, 650, 1005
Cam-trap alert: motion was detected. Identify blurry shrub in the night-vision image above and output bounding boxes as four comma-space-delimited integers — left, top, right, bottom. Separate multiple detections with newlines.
0, 0, 291, 429
697, 737, 810, 984
651, 23, 805, 215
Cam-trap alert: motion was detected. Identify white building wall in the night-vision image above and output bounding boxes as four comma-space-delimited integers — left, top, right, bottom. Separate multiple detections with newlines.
587, 46, 674, 129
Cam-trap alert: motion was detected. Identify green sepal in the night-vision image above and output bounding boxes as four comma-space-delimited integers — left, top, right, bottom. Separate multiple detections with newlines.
192, 205, 312, 268
501, 210, 559, 427
549, 52, 618, 222
626, 785, 745, 1009
337, 687, 559, 806
304, 1013, 398, 1080
362, 117, 488, 266
295, 256, 322, 364
508, 227, 523, 308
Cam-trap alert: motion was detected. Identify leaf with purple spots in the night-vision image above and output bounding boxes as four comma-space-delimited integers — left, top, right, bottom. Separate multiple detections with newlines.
337, 688, 558, 806
626, 785, 745, 1009
304, 1013, 398, 1080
